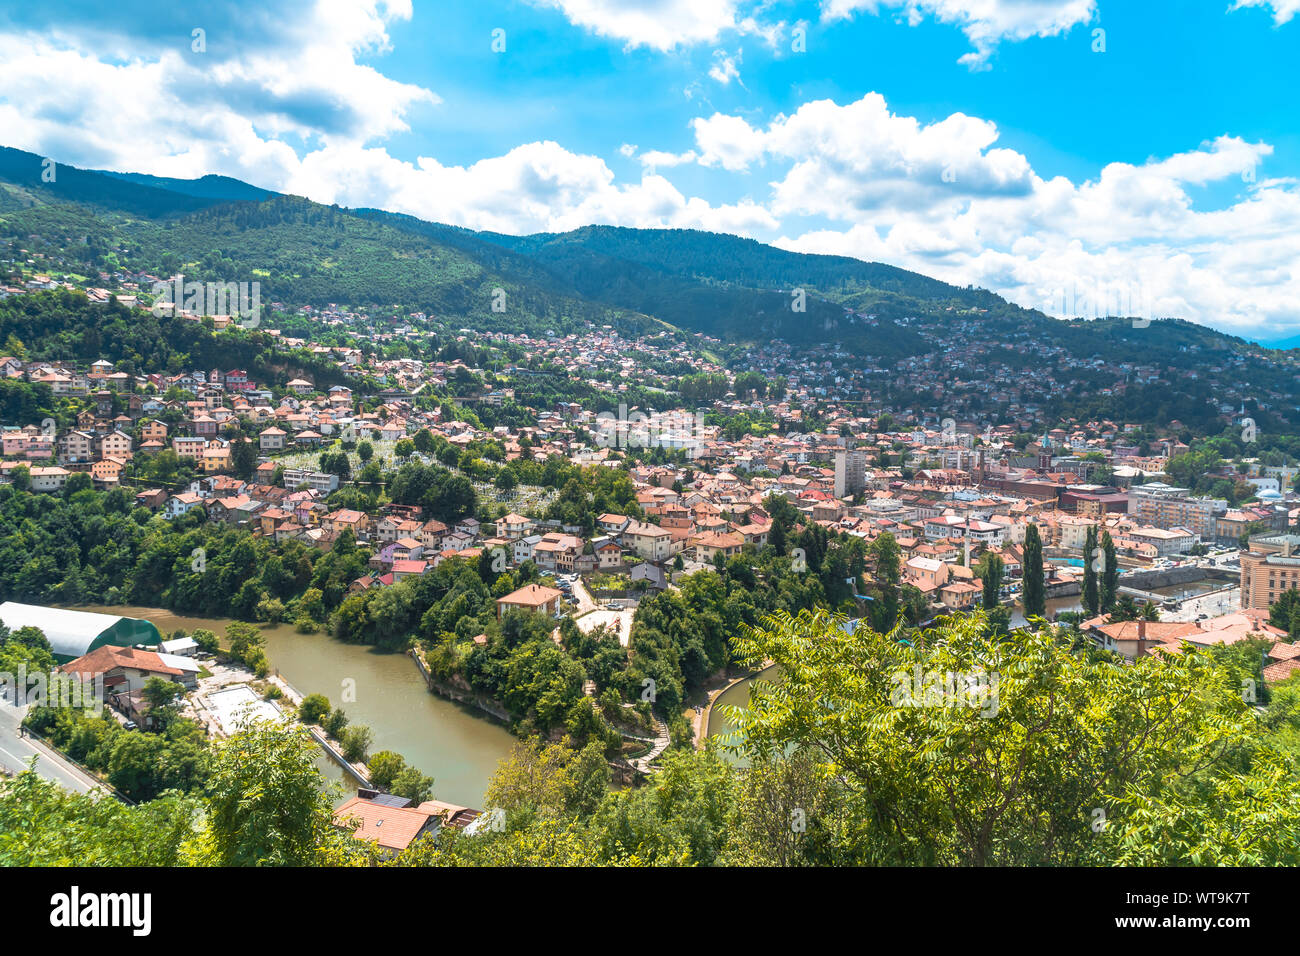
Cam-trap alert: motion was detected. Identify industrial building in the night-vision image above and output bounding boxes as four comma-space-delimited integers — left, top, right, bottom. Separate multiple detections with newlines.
0, 602, 162, 662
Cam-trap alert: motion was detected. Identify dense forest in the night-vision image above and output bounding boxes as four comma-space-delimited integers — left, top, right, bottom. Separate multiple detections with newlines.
0, 291, 347, 391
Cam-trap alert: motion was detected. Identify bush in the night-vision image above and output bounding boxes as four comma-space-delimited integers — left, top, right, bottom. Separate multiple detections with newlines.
368, 750, 406, 790
323, 707, 349, 740
299, 694, 330, 725
340, 725, 373, 763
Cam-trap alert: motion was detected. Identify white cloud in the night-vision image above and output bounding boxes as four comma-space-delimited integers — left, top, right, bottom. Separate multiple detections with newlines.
693, 92, 1034, 213
0, 0, 434, 177
821, 0, 1097, 67
1231, 0, 1300, 24
531, 0, 742, 50
685, 93, 1297, 336
708, 49, 743, 84
290, 141, 777, 234
639, 149, 699, 168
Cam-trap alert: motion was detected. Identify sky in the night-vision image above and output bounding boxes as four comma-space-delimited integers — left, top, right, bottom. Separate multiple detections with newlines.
0, 1, 1297, 340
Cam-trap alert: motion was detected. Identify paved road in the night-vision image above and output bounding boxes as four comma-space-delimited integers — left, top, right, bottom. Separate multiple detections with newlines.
1161, 586, 1242, 624
0, 701, 106, 795
571, 576, 598, 615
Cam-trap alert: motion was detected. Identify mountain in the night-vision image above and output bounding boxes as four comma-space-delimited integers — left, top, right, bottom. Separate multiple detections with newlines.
97, 170, 273, 203
0, 146, 1006, 360
0, 146, 219, 218
0, 144, 1293, 382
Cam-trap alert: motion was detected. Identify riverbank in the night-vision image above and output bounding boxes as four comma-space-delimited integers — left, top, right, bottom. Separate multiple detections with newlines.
409, 650, 511, 724
698, 662, 779, 751
71, 605, 516, 807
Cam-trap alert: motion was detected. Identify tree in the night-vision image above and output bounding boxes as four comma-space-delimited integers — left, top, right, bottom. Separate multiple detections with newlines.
141, 676, 185, 725
340, 724, 372, 763
357, 441, 374, 463
230, 437, 258, 480
975, 552, 1004, 610
1269, 588, 1300, 639
1022, 523, 1045, 618
868, 532, 901, 631
298, 693, 330, 725
1100, 531, 1119, 613
1082, 524, 1099, 616
203, 722, 346, 866
368, 751, 406, 790
225, 621, 265, 671
730, 608, 1297, 865
391, 765, 434, 805
0, 769, 197, 866
190, 628, 219, 654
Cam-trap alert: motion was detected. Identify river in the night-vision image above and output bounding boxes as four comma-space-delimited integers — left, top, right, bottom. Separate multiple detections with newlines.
705, 665, 781, 766
75, 605, 516, 808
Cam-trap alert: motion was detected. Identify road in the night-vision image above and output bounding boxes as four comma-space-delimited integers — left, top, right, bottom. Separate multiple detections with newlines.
571, 576, 598, 615
0, 700, 106, 795
1161, 586, 1242, 623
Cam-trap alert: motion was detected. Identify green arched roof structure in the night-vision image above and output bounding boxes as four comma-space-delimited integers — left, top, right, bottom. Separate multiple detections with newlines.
0, 602, 162, 662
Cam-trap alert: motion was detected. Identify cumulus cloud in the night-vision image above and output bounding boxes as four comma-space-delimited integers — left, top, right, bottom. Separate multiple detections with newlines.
821, 0, 1097, 67
693, 92, 1034, 215
1231, 0, 1300, 24
530, 0, 743, 50
704, 94, 1295, 336
0, 0, 434, 177
292, 141, 778, 234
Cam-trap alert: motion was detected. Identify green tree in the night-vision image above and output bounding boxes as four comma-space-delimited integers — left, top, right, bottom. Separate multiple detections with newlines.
1082, 524, 1099, 616
1100, 531, 1120, 613
298, 693, 331, 725
203, 722, 347, 866
1022, 523, 1045, 618
391, 765, 434, 805
340, 724, 373, 763
730, 608, 1295, 865
868, 532, 901, 631
975, 552, 1004, 610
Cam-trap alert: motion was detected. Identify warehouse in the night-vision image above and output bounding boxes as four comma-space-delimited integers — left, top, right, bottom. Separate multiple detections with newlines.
0, 602, 162, 662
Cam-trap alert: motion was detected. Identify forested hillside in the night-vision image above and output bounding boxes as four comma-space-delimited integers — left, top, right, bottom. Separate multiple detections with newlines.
1, 144, 1295, 380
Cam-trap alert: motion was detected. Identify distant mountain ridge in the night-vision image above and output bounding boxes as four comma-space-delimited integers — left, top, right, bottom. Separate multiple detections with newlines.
0, 144, 1288, 367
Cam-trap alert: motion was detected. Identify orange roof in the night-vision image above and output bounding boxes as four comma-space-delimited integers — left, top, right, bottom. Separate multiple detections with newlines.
1263, 658, 1300, 685
60, 645, 181, 679
333, 797, 435, 851
498, 583, 563, 607
1095, 621, 1202, 642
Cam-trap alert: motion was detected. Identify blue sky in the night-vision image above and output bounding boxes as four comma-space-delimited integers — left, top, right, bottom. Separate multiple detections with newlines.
0, 1, 1297, 338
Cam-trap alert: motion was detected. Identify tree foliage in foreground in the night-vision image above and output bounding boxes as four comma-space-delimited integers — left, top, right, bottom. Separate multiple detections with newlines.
6, 611, 1300, 866
727, 609, 1300, 865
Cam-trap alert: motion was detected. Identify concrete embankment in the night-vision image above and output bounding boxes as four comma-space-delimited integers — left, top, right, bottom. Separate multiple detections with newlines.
409, 651, 512, 724
269, 672, 371, 787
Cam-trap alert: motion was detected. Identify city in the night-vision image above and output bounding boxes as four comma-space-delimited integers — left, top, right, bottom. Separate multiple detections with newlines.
0, 0, 1295, 930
